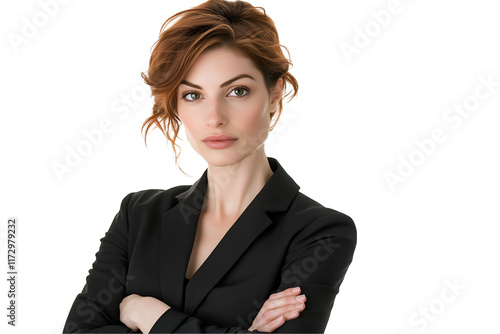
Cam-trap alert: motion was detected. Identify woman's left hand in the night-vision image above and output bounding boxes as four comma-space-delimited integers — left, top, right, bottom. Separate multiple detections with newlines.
119, 294, 171, 334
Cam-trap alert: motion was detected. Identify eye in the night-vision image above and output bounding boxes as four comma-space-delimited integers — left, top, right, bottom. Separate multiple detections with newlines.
228, 86, 250, 97
182, 92, 202, 102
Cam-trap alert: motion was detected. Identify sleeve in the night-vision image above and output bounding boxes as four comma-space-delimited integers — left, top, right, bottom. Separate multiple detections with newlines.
272, 211, 357, 333
63, 192, 135, 333
150, 308, 257, 333
149, 211, 357, 334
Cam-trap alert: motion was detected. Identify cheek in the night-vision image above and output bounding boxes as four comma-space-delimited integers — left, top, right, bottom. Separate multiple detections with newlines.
237, 102, 270, 130
178, 112, 196, 144
235, 104, 271, 146
178, 111, 196, 132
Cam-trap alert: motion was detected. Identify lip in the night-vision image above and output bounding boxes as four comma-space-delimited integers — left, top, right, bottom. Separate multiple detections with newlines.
202, 134, 238, 141
202, 134, 238, 149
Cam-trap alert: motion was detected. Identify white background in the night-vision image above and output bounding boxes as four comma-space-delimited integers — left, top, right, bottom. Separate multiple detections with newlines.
1, 0, 499, 333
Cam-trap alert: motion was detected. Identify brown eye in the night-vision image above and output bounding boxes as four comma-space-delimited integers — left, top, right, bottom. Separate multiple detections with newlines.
184, 92, 201, 101
229, 87, 249, 97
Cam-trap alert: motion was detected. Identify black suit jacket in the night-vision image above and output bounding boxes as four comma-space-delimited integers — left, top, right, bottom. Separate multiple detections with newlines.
63, 157, 356, 333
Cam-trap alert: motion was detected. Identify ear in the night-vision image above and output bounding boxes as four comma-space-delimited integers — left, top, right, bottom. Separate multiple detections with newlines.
269, 78, 283, 111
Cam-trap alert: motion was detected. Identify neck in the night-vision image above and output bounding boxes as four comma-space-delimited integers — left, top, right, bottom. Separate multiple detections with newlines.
203, 148, 273, 222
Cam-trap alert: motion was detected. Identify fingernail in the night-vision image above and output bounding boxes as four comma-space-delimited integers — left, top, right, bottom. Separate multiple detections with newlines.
293, 287, 300, 292
296, 295, 306, 302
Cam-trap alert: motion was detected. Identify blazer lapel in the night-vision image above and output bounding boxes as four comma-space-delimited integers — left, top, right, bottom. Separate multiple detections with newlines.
159, 157, 300, 314
159, 172, 207, 312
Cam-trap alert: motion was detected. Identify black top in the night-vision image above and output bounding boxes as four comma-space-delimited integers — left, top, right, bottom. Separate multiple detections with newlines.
63, 157, 356, 333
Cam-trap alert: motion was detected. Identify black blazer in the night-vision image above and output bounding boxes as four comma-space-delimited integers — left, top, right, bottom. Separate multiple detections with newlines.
63, 157, 356, 333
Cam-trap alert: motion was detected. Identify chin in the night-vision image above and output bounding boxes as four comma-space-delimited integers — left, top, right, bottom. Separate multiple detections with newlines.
199, 146, 261, 168
201, 152, 246, 168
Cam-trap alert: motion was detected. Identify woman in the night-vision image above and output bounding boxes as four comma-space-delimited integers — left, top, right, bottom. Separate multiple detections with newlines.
63, 0, 356, 333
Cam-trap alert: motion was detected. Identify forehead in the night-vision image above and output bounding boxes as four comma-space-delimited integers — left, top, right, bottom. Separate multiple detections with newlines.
182, 46, 263, 84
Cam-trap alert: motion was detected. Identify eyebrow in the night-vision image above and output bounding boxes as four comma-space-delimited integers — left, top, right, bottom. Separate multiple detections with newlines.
179, 74, 255, 89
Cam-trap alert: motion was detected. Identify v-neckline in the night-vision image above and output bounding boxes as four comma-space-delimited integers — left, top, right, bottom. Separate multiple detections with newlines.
184, 204, 239, 282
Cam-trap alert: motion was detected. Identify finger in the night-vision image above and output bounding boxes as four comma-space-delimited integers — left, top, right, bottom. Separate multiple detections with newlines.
250, 301, 306, 331
264, 294, 307, 311
268, 287, 301, 300
258, 306, 306, 333
281, 307, 302, 321
255, 314, 286, 333
265, 301, 306, 320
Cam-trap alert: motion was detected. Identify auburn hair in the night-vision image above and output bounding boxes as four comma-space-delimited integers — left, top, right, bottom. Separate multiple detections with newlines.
141, 0, 299, 165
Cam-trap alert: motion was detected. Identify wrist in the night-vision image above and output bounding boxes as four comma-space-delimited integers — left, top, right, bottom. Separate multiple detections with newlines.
137, 297, 170, 334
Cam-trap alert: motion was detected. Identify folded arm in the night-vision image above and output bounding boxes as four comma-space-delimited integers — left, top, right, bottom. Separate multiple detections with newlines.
63, 193, 356, 333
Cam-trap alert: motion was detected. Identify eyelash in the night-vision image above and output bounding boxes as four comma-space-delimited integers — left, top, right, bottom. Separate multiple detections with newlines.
181, 86, 250, 103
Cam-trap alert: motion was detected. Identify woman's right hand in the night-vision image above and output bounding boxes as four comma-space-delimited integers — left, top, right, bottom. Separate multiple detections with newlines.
248, 287, 306, 332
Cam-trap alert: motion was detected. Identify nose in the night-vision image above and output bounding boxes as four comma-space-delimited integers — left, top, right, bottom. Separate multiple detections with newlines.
206, 98, 227, 127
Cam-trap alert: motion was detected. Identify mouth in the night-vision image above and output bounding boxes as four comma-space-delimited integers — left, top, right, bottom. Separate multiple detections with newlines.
202, 134, 238, 149
203, 134, 238, 141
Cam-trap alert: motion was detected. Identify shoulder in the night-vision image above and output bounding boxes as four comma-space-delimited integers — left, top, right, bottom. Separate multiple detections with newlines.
117, 185, 191, 214
287, 191, 357, 240
280, 191, 357, 262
